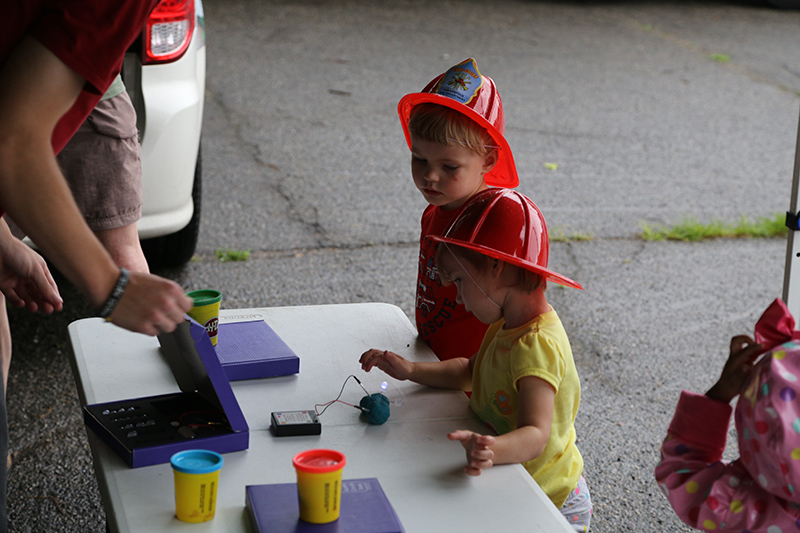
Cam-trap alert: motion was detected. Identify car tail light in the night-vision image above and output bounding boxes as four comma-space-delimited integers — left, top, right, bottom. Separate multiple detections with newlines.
143, 0, 195, 64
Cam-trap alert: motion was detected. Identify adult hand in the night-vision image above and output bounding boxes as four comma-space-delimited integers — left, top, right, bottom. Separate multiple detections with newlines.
705, 335, 765, 404
0, 231, 62, 314
107, 272, 192, 336
359, 349, 414, 381
448, 430, 495, 476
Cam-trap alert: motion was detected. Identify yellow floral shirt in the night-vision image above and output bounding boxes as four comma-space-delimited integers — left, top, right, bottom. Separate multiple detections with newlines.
469, 307, 583, 508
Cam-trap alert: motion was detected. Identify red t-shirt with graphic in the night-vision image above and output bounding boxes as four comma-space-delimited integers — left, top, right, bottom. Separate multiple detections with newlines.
416, 203, 489, 361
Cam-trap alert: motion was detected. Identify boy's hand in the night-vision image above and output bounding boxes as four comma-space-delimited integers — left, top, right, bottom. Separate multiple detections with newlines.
706, 335, 765, 404
359, 349, 413, 381
448, 430, 495, 476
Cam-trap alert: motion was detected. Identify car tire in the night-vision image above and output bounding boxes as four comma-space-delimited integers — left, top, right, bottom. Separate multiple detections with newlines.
141, 147, 202, 269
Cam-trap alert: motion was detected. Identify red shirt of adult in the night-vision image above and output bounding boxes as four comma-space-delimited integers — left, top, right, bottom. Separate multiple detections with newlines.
0, 1, 160, 154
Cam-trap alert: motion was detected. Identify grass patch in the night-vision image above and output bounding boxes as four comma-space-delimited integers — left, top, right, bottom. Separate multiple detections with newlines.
550, 229, 595, 243
640, 213, 787, 242
710, 53, 730, 63
215, 248, 252, 262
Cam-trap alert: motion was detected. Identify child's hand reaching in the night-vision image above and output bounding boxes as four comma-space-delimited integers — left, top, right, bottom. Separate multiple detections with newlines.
705, 335, 765, 404
359, 349, 414, 381
448, 430, 496, 476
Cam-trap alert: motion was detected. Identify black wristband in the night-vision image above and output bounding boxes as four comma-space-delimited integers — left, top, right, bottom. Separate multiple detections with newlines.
99, 268, 130, 319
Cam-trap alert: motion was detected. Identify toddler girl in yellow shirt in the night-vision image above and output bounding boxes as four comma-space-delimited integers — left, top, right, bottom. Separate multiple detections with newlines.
360, 188, 592, 531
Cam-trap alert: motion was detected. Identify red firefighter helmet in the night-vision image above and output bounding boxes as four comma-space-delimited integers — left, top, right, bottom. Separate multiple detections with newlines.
430, 188, 583, 289
398, 58, 519, 188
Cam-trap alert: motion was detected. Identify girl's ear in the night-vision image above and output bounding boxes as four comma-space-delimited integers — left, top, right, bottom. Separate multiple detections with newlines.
482, 148, 499, 174
490, 257, 505, 280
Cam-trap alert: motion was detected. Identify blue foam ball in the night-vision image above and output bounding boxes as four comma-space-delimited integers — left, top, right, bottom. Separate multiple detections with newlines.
360, 393, 390, 425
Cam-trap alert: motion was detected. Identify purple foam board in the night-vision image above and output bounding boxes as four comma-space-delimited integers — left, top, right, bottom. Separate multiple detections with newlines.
215, 319, 300, 381
246, 478, 404, 533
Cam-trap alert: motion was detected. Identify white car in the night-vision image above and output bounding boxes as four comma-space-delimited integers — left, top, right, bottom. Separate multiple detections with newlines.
123, 0, 206, 267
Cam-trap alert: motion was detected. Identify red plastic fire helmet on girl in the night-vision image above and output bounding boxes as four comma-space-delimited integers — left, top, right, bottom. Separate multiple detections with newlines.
429, 189, 583, 290
398, 58, 519, 188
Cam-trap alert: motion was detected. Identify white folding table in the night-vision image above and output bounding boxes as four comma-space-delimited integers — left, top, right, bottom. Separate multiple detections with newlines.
68, 303, 573, 532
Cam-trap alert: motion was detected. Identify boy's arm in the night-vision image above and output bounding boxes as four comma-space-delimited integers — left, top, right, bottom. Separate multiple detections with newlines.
360, 349, 473, 390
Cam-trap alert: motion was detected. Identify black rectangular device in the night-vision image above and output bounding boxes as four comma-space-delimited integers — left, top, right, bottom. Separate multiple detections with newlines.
270, 410, 322, 436
82, 319, 249, 468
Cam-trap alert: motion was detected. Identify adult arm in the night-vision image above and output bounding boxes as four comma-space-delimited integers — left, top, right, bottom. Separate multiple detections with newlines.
0, 36, 191, 334
0, 218, 62, 314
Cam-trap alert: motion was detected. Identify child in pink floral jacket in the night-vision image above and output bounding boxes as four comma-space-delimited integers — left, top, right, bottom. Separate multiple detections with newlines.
656, 298, 800, 532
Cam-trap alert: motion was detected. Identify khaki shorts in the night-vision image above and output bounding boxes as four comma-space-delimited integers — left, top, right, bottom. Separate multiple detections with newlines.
56, 90, 143, 232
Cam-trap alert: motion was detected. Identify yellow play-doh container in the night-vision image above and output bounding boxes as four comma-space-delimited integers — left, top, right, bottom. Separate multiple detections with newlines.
292, 449, 346, 523
186, 289, 222, 346
170, 450, 223, 523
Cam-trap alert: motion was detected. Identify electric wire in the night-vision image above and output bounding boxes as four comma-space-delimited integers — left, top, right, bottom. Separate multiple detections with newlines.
315, 375, 371, 416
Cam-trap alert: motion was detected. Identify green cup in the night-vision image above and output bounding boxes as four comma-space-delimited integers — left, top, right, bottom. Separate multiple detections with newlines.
187, 290, 222, 346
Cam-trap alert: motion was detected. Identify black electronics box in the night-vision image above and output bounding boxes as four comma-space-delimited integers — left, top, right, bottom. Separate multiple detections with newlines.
83, 319, 249, 467
270, 410, 321, 436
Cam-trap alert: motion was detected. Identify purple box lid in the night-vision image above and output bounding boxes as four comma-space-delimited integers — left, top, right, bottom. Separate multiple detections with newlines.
157, 317, 249, 434
83, 317, 249, 468
246, 478, 404, 533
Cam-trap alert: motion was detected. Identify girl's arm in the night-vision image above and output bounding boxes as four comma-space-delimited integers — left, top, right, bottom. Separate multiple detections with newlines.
359, 349, 473, 390
654, 390, 800, 531
448, 375, 554, 475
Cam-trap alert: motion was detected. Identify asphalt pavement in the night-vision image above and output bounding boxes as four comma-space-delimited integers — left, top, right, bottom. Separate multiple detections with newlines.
5, 1, 800, 531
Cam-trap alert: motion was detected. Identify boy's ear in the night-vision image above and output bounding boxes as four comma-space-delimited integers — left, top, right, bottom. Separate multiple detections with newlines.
482, 149, 499, 174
